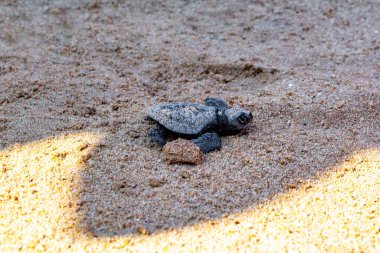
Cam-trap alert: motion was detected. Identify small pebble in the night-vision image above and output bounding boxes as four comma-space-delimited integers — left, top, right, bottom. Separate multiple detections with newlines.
148, 177, 166, 187
136, 226, 150, 235
162, 139, 204, 165
77, 143, 89, 151
112, 104, 120, 111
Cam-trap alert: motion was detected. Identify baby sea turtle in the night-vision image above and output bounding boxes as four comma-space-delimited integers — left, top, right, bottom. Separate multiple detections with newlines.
147, 97, 253, 153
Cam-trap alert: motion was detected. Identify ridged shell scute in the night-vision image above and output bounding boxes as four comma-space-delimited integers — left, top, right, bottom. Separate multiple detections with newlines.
147, 102, 216, 135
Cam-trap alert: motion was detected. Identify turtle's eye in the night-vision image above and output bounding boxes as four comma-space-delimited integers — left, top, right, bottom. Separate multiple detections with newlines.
238, 114, 248, 124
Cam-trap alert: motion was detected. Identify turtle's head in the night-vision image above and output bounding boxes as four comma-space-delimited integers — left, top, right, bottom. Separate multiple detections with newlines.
222, 107, 253, 133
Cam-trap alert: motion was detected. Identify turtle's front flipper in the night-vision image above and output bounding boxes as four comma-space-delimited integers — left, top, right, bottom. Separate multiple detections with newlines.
191, 132, 221, 154
204, 97, 228, 110
148, 124, 168, 147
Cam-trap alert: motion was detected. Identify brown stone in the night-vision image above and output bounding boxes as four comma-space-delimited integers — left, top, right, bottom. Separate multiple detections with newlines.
162, 139, 204, 165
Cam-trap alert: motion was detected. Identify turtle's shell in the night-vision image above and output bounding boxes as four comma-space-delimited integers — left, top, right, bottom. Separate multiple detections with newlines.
147, 102, 217, 135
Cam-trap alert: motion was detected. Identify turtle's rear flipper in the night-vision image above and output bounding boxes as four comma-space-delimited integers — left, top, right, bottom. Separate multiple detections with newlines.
191, 132, 221, 154
148, 124, 168, 147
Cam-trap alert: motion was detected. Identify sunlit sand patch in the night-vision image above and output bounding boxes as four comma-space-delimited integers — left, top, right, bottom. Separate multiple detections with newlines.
1, 139, 379, 252
0, 132, 103, 252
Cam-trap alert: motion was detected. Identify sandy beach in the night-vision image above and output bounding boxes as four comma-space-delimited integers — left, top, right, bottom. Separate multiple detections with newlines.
0, 0, 379, 252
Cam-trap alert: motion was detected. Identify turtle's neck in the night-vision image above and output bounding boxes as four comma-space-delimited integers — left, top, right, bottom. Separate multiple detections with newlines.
215, 109, 235, 135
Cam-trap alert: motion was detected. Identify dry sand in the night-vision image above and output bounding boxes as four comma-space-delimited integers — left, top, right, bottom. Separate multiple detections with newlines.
0, 0, 379, 252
